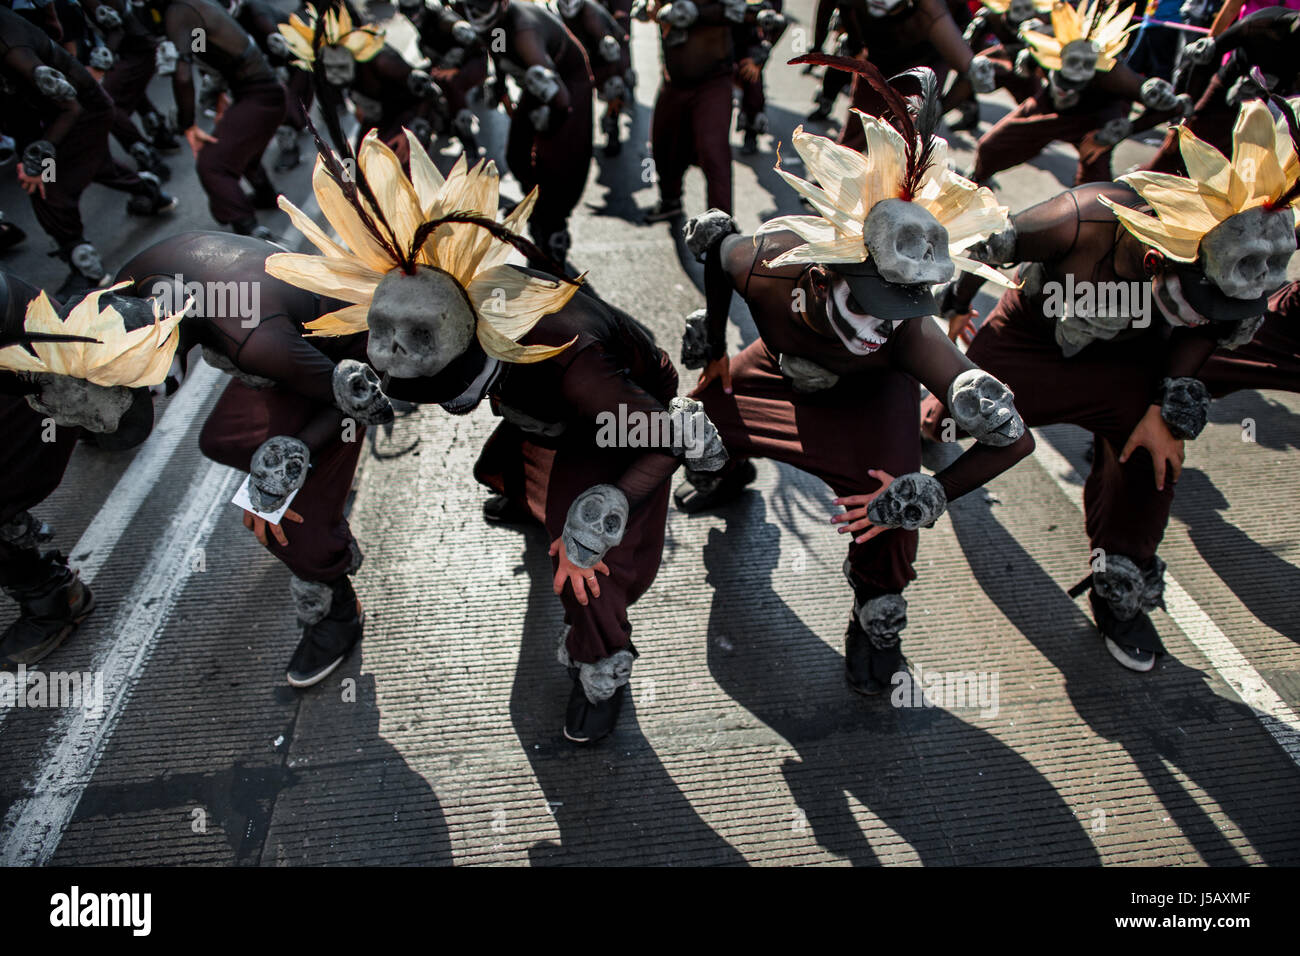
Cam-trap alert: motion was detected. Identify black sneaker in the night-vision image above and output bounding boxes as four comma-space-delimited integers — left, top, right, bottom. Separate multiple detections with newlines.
673, 460, 757, 514
129, 141, 171, 181
232, 219, 277, 242
948, 99, 981, 132
482, 493, 534, 525
563, 671, 626, 744
1, 555, 95, 669
1088, 591, 1157, 672
843, 615, 905, 696
0, 219, 27, 252
126, 174, 178, 216
643, 199, 684, 224
286, 581, 364, 688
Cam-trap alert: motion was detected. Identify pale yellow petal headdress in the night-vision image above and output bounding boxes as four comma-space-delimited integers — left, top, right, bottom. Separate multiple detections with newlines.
1021, 0, 1136, 73
763, 56, 1016, 289
0, 283, 185, 387
278, 3, 386, 71
1098, 99, 1300, 261
981, 0, 1054, 16
265, 128, 580, 363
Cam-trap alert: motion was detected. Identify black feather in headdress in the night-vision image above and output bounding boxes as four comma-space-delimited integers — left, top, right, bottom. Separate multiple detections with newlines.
1263, 79, 1300, 211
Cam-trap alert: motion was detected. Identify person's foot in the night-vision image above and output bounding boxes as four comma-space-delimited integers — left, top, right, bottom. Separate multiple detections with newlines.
1, 553, 95, 669
741, 129, 758, 155
482, 493, 533, 525
286, 581, 364, 688
643, 199, 684, 224
232, 218, 277, 242
673, 460, 757, 514
948, 99, 981, 133
126, 173, 178, 217
142, 111, 181, 152
1089, 591, 1158, 673
129, 141, 171, 181
843, 615, 905, 696
563, 671, 627, 744
0, 217, 25, 252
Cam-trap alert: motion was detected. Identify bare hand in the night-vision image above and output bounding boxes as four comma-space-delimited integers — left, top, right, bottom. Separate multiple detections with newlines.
17, 166, 45, 199
690, 354, 732, 397
214, 92, 231, 122
549, 537, 610, 606
1119, 404, 1184, 491
945, 308, 978, 342
186, 125, 218, 156
242, 507, 303, 547
830, 469, 895, 544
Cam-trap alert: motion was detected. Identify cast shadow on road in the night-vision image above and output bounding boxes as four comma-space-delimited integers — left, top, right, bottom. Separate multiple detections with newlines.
943, 479, 1300, 864
1210, 390, 1300, 454
701, 492, 1102, 865
507, 525, 747, 866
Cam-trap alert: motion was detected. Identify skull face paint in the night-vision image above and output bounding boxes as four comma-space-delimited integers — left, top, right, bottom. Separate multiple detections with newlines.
366, 266, 477, 379
320, 45, 356, 87
862, 198, 954, 286
826, 279, 894, 356
562, 484, 629, 568
1200, 206, 1295, 301
248, 436, 309, 513
946, 369, 1025, 446
1058, 39, 1099, 84
25, 375, 134, 433
1151, 272, 1212, 327
464, 0, 508, 30
865, 0, 906, 16
557, 0, 583, 16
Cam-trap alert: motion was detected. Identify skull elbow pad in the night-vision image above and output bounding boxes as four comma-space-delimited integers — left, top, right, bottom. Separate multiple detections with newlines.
598, 34, 622, 63
866, 472, 948, 531
1158, 376, 1210, 440
969, 55, 996, 94
21, 139, 56, 177
947, 369, 1026, 447
333, 359, 395, 426
94, 5, 123, 29
562, 484, 630, 569
682, 208, 738, 262
667, 396, 729, 471
1139, 77, 1176, 111
89, 46, 115, 71
657, 1, 699, 29
722, 0, 746, 23
34, 66, 77, 102
407, 69, 439, 98
248, 436, 310, 513
680, 308, 712, 369
523, 64, 562, 102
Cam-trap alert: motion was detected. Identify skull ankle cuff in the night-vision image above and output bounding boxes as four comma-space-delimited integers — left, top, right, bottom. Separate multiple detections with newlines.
855, 593, 909, 649
1092, 553, 1166, 621
289, 576, 334, 626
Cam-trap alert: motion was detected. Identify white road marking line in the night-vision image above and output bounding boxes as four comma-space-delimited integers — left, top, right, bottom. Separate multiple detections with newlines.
0, 459, 241, 865
1030, 434, 1300, 767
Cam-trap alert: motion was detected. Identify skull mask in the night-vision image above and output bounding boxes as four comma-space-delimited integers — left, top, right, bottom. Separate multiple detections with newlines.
557, 0, 582, 16
863, 199, 954, 286
332, 359, 394, 424
866, 472, 947, 530
320, 45, 356, 87
1200, 206, 1295, 301
1007, 0, 1038, 24
26, 375, 134, 433
825, 279, 896, 356
464, 0, 508, 30
248, 436, 309, 512
947, 369, 1025, 446
1058, 39, 1099, 85
366, 266, 477, 379
562, 484, 629, 568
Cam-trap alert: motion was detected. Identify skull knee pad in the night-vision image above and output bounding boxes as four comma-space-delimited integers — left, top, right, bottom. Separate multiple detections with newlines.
1158, 376, 1211, 440
946, 369, 1026, 446
856, 593, 908, 649
562, 484, 629, 569
682, 208, 738, 262
0, 511, 48, 551
249, 436, 310, 513
667, 397, 729, 471
523, 65, 561, 102
289, 576, 334, 626
866, 473, 947, 531
22, 139, 56, 179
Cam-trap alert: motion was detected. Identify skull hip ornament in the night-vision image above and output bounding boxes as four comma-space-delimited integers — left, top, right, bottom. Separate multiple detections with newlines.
365, 266, 477, 379
862, 199, 954, 286
332, 359, 395, 425
866, 472, 948, 531
248, 436, 310, 513
1058, 39, 1099, 85
946, 369, 1025, 446
562, 484, 630, 569
1199, 206, 1296, 301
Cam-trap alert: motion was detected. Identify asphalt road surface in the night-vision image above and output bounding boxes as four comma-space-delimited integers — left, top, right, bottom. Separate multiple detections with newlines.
0, 1, 1297, 866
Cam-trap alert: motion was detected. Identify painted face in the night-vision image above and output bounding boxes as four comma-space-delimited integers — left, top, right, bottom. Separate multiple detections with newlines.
825, 279, 894, 356
26, 375, 134, 433
866, 0, 906, 16
1058, 39, 1099, 85
320, 45, 356, 86
463, 0, 508, 30
1151, 273, 1213, 328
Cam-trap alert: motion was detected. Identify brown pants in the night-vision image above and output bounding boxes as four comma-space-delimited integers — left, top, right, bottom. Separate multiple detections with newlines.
198, 381, 365, 582
694, 339, 921, 599
506, 72, 595, 243
1199, 310, 1300, 399
650, 72, 734, 213
472, 353, 678, 664
971, 89, 1125, 185
922, 290, 1173, 563
196, 80, 286, 225
103, 44, 157, 149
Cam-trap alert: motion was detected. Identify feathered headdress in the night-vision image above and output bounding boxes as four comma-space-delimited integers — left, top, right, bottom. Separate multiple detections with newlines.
265, 127, 580, 363
761, 57, 1015, 287
1021, 0, 1135, 73
277, 3, 385, 71
1098, 98, 1300, 261
0, 283, 184, 387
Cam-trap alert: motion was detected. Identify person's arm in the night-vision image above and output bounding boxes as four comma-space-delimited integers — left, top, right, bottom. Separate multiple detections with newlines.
166, 6, 201, 131
5, 44, 83, 146
925, 0, 974, 73
1095, 60, 1146, 101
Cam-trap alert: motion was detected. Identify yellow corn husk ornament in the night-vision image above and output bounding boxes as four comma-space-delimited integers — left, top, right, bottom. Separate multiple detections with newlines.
1021, 0, 1136, 73
278, 3, 386, 71
756, 113, 1017, 289
266, 128, 580, 363
1098, 99, 1300, 261
980, 0, 1054, 16
0, 282, 185, 387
